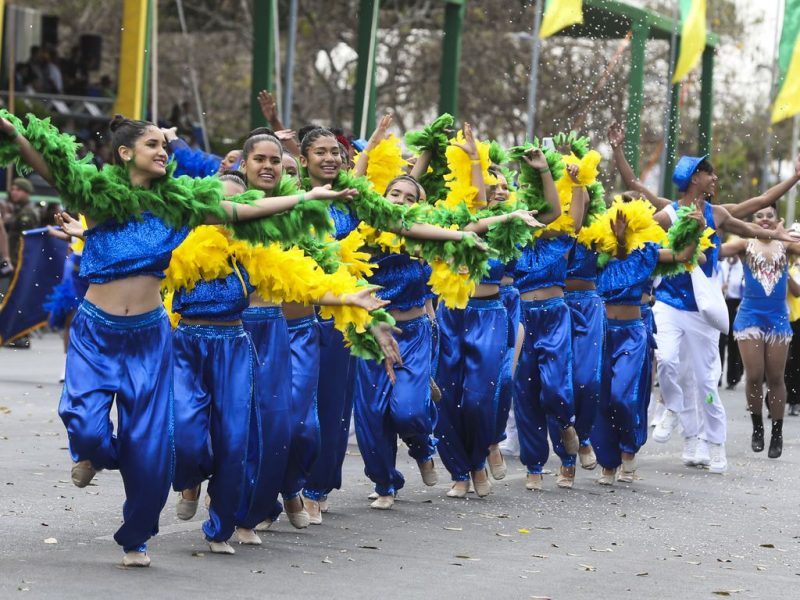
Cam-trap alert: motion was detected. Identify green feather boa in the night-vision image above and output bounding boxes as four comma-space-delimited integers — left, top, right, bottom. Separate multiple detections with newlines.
553, 131, 607, 225
0, 110, 332, 246
508, 140, 564, 215
344, 309, 397, 361
404, 113, 454, 204
655, 204, 706, 277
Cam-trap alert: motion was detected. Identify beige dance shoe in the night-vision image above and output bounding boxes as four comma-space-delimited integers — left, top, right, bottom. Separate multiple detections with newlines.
525, 473, 544, 491
122, 551, 151, 567
560, 426, 580, 455
487, 445, 507, 480
556, 465, 576, 489
71, 460, 97, 488
578, 445, 597, 470
418, 459, 438, 486
446, 480, 470, 498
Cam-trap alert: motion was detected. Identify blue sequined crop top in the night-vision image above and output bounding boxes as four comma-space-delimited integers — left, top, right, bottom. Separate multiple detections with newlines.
80, 213, 189, 284
513, 236, 572, 293
598, 243, 660, 306
172, 262, 255, 321
368, 252, 434, 311
329, 205, 361, 240
655, 201, 719, 312
481, 258, 507, 286
567, 242, 599, 281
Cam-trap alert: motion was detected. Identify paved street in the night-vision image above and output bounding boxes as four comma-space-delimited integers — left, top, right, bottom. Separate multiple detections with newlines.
1, 333, 798, 599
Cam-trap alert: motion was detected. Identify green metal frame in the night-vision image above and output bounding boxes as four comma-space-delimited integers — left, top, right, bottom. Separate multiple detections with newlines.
555, 0, 717, 197
439, 0, 465, 118
140, 0, 152, 121
251, 0, 275, 130
354, 0, 380, 139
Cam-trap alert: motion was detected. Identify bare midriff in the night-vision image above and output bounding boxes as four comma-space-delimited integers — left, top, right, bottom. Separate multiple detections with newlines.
84, 275, 163, 316
605, 304, 641, 320
520, 285, 563, 301
565, 278, 596, 292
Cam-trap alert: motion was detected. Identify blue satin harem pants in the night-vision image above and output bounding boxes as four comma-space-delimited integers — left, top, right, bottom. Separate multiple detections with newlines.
353, 316, 437, 496
435, 297, 508, 480
492, 285, 521, 446
58, 300, 173, 553
172, 322, 254, 542
513, 297, 575, 474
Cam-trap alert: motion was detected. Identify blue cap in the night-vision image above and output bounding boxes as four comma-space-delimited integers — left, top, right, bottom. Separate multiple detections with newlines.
671, 155, 708, 192
351, 138, 368, 152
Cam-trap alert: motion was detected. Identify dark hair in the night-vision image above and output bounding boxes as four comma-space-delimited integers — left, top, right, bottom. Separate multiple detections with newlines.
297, 125, 319, 144
107, 114, 153, 166
384, 175, 422, 201
300, 127, 337, 157
219, 169, 247, 189
242, 129, 282, 160
695, 159, 714, 174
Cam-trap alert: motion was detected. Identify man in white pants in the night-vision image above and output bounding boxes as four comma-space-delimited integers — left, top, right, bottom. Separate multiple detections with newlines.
651, 155, 800, 473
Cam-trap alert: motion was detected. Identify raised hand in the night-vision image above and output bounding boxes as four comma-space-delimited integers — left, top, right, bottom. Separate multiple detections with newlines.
160, 126, 178, 142
775, 218, 800, 243
608, 122, 625, 149
523, 148, 548, 171
257, 90, 278, 123
611, 211, 628, 244
274, 129, 297, 143
453, 122, 479, 160
566, 163, 580, 184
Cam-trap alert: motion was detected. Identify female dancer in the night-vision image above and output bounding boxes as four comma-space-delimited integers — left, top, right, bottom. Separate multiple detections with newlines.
353, 173, 490, 509
435, 125, 544, 498
721, 205, 800, 458
512, 146, 586, 491
300, 124, 488, 520
588, 201, 702, 483
0, 111, 353, 566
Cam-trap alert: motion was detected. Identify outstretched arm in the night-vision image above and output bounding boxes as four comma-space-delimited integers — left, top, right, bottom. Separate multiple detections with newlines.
608, 123, 670, 210
722, 155, 800, 218
0, 118, 54, 186
718, 238, 747, 258
207, 185, 358, 224
716, 205, 800, 243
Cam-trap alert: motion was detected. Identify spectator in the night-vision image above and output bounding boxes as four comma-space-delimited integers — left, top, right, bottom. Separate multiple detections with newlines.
719, 254, 745, 389
42, 48, 64, 94
2, 178, 39, 349
3, 178, 39, 262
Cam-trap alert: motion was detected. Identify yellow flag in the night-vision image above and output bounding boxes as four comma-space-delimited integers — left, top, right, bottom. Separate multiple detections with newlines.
772, 36, 800, 123
672, 0, 707, 83
539, 0, 583, 40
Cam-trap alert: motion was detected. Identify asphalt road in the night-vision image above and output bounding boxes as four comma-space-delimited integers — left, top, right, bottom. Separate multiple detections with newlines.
1, 333, 798, 599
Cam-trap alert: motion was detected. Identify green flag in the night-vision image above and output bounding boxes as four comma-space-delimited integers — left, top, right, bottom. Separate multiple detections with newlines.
779, 0, 800, 81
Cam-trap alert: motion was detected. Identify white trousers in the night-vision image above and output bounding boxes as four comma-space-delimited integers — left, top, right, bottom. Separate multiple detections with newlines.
653, 301, 726, 444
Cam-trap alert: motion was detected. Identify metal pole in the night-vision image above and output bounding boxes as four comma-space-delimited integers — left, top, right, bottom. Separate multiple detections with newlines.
788, 115, 799, 224
354, 0, 380, 139
438, 0, 465, 119
283, 0, 298, 128
150, 0, 158, 124
762, 7, 784, 193
658, 0, 680, 197
271, 0, 282, 123
526, 0, 543, 141
625, 20, 648, 174
6, 8, 15, 191
175, 0, 210, 151
251, 0, 275, 129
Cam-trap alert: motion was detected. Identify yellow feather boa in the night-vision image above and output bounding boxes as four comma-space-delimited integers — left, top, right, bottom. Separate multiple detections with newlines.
683, 227, 716, 272
163, 225, 236, 293
358, 135, 408, 194
356, 222, 474, 309
70, 215, 88, 254
577, 197, 667, 254
428, 261, 475, 309
335, 229, 377, 279
441, 131, 497, 212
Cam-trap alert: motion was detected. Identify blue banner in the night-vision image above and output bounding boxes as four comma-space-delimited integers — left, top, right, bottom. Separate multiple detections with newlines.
0, 228, 67, 344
